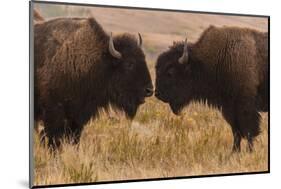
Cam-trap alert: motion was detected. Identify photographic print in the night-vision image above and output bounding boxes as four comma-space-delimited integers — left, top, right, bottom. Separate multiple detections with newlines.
30, 1, 269, 187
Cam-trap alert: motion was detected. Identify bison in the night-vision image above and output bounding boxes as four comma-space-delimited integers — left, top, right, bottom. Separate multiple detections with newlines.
34, 17, 153, 147
155, 26, 268, 152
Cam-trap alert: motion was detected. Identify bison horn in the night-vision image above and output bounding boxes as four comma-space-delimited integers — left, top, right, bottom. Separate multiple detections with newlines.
109, 32, 122, 59
137, 33, 142, 47
178, 38, 188, 64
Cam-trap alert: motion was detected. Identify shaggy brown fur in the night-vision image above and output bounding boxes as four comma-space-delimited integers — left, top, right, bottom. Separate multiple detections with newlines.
155, 26, 268, 152
34, 17, 153, 147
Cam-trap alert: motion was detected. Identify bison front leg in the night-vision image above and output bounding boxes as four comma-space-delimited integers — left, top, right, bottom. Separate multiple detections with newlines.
42, 104, 67, 149
236, 98, 261, 152
44, 121, 65, 149
65, 119, 84, 145
247, 133, 254, 152
222, 107, 242, 152
231, 127, 242, 152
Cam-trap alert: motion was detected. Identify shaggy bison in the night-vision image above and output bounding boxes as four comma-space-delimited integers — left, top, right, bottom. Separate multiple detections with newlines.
155, 26, 268, 152
34, 17, 153, 147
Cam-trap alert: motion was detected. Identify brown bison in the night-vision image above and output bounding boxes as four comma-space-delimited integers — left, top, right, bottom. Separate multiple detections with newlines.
34, 17, 153, 147
155, 26, 268, 152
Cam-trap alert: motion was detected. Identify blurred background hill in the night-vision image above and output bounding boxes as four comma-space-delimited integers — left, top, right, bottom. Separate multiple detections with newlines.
35, 3, 268, 63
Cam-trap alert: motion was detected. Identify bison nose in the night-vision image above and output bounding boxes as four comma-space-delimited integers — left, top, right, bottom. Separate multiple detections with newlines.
145, 87, 154, 97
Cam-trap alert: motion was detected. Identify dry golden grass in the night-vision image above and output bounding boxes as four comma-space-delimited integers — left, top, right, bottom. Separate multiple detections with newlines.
33, 96, 268, 186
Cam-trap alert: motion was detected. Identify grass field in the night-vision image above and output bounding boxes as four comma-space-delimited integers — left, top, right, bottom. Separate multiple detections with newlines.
33, 4, 268, 186
33, 98, 268, 185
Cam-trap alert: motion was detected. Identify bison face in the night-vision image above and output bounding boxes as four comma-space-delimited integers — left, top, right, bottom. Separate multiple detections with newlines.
108, 33, 153, 118
155, 39, 194, 115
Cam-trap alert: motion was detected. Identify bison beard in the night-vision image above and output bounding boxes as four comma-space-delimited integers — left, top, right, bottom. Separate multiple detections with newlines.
34, 17, 153, 148
155, 26, 268, 152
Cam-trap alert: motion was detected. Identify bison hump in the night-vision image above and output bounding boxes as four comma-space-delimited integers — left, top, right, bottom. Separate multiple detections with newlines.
194, 26, 260, 95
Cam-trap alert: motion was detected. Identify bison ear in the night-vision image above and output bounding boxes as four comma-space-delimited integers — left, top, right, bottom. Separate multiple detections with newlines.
109, 32, 122, 59
178, 38, 189, 64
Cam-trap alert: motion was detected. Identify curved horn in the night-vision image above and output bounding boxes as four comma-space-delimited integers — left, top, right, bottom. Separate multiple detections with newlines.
109, 32, 122, 59
178, 38, 188, 64
137, 33, 142, 47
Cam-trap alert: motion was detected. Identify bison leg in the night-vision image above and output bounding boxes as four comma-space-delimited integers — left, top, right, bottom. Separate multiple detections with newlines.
45, 124, 66, 149
247, 133, 254, 152
44, 122, 64, 149
231, 127, 242, 152
236, 98, 261, 152
64, 119, 84, 145
42, 105, 67, 149
44, 118, 83, 148
222, 107, 242, 152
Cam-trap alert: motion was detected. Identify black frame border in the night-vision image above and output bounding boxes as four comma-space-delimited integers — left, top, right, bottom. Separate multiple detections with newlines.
29, 0, 270, 188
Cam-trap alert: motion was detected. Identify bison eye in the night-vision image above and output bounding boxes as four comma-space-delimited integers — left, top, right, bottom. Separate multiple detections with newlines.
127, 63, 134, 70
167, 67, 176, 77
125, 61, 135, 70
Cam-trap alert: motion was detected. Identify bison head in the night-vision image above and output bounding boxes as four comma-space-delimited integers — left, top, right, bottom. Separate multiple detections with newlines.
155, 38, 196, 115
107, 33, 153, 118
